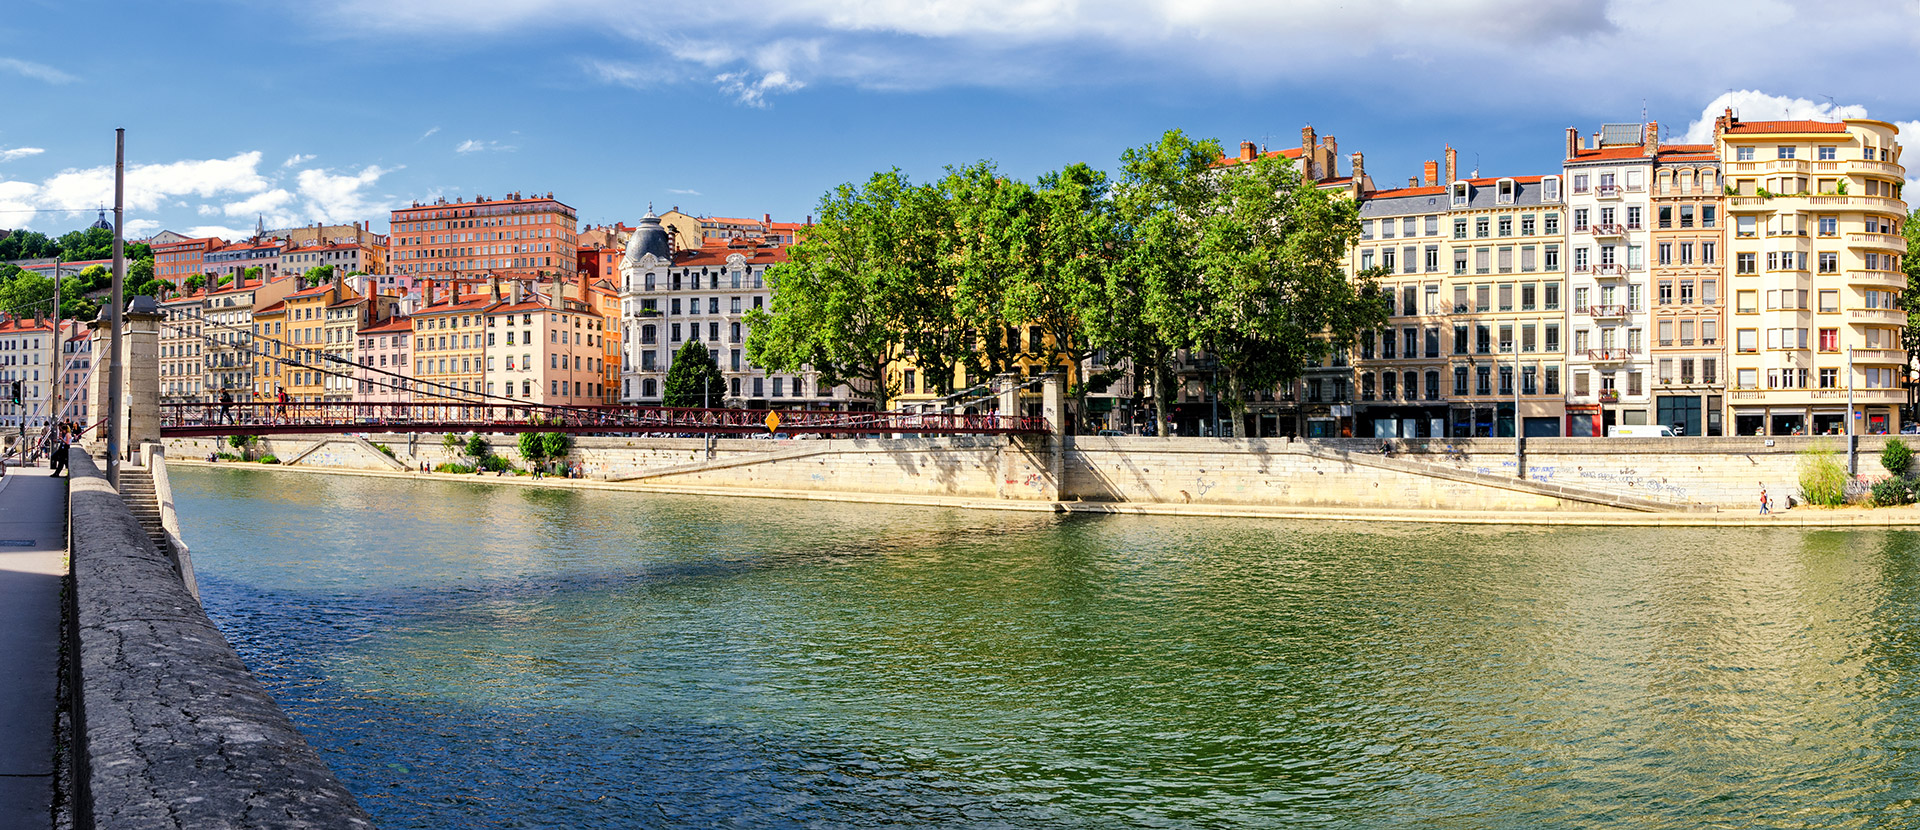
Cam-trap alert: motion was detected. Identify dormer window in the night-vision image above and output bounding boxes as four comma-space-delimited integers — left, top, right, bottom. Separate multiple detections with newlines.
1496, 178, 1516, 205
1451, 182, 1469, 207
1541, 176, 1560, 201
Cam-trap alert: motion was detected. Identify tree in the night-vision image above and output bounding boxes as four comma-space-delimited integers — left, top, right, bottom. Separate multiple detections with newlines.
0, 230, 58, 261
185, 274, 207, 291
1001, 162, 1118, 431
662, 338, 725, 407
540, 431, 572, 460
303, 265, 335, 288
518, 431, 548, 468
747, 171, 924, 406
1114, 130, 1223, 435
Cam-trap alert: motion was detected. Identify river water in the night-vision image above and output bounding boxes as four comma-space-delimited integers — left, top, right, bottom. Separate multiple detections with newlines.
170, 466, 1920, 829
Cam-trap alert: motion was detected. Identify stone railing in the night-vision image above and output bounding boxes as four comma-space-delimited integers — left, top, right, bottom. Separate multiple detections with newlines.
68, 451, 371, 829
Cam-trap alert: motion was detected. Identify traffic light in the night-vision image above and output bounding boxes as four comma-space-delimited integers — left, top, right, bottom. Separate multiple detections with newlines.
8, 380, 19, 405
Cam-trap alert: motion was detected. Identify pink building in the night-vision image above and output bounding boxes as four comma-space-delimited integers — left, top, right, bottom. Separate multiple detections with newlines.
484, 294, 606, 406
355, 316, 414, 403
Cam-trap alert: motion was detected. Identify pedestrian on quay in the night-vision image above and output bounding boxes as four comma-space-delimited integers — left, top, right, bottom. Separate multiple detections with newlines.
1760, 486, 1771, 515
47, 433, 67, 477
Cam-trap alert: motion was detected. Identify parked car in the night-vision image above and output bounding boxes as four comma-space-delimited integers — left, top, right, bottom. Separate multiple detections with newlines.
1607, 424, 1676, 438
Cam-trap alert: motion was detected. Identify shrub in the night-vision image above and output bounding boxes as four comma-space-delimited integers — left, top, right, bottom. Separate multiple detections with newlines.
257, 454, 280, 464
373, 442, 396, 459
1870, 477, 1918, 507
213, 452, 240, 461
433, 462, 475, 474
1882, 439, 1913, 477
480, 455, 515, 473
1798, 446, 1849, 506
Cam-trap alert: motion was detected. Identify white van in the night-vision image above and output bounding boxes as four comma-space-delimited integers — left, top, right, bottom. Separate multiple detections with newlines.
1608, 424, 1676, 438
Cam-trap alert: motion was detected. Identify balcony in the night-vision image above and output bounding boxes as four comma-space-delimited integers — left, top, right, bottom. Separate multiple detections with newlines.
1847, 232, 1906, 251
1728, 197, 1772, 211
1846, 270, 1908, 289
1587, 223, 1626, 238
1586, 348, 1630, 362
1591, 263, 1627, 278
1588, 303, 1629, 318
1851, 348, 1906, 363
1595, 184, 1621, 199
1598, 389, 1620, 402
1807, 195, 1906, 214
1849, 307, 1906, 322
1816, 159, 1906, 177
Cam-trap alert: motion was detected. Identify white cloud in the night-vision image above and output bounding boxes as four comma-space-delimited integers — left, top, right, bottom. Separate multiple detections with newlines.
124, 218, 163, 238
283, 153, 316, 167
667, 188, 702, 195
454, 139, 516, 154
222, 188, 296, 220
294, 165, 395, 224
0, 147, 45, 163
717, 70, 805, 107
1682, 91, 1872, 144
419, 126, 440, 141
0, 58, 76, 84
184, 224, 257, 241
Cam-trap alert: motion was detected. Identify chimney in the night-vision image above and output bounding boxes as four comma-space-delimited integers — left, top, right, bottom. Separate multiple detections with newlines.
424, 278, 435, 306
489, 274, 502, 301
1444, 145, 1457, 184
763, 213, 771, 226
1423, 160, 1439, 187
1322, 136, 1338, 178
1714, 106, 1736, 139
1300, 126, 1317, 177
1565, 127, 1580, 160
1349, 152, 1365, 200
511, 280, 524, 305
1240, 141, 1257, 162
1644, 120, 1659, 154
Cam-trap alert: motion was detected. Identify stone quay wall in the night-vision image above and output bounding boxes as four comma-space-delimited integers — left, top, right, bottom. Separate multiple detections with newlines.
68, 452, 372, 829
163, 431, 1903, 511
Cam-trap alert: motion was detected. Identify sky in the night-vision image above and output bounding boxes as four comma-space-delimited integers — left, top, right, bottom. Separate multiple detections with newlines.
2, 0, 1918, 243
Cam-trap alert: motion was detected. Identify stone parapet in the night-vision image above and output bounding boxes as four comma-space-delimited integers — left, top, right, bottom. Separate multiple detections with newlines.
68, 451, 371, 829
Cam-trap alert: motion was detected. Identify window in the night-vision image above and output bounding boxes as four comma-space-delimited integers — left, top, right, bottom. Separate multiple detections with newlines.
1701, 206, 1715, 229
1737, 328, 1758, 353
1658, 243, 1672, 266
1424, 245, 1440, 273
1736, 253, 1757, 275
1498, 216, 1513, 236
1454, 366, 1469, 395
1476, 217, 1491, 238
1453, 218, 1468, 239
1574, 208, 1589, 231
1818, 217, 1838, 236
1737, 146, 1755, 161
1626, 207, 1642, 230
1572, 174, 1589, 193
1777, 145, 1796, 159
1818, 145, 1836, 161
1424, 216, 1439, 236
1819, 328, 1839, 351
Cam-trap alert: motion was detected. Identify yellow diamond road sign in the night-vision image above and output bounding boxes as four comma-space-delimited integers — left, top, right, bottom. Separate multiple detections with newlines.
764, 411, 781, 433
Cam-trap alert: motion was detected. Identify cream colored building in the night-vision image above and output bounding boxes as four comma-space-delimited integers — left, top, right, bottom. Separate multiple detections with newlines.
1715, 111, 1906, 435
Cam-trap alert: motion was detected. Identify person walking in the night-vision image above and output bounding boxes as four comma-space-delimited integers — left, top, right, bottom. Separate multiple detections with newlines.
46, 433, 66, 477
1759, 486, 1771, 515
220, 389, 234, 425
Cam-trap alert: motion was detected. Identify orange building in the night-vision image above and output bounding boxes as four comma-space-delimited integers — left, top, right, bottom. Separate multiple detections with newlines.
153, 236, 220, 284
389, 192, 578, 282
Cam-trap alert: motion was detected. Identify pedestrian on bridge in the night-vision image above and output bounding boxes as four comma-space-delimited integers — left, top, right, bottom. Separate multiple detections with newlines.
220, 390, 235, 424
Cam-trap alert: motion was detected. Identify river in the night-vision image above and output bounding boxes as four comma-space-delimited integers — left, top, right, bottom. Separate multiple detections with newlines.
170, 465, 1920, 829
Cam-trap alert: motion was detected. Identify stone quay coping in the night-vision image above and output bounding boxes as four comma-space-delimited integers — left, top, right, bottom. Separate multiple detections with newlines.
69, 452, 371, 830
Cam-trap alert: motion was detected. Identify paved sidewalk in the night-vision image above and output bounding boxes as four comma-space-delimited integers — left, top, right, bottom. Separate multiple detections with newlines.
0, 465, 66, 830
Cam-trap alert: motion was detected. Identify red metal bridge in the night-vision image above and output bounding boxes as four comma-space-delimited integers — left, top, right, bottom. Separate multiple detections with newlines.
160, 401, 1051, 438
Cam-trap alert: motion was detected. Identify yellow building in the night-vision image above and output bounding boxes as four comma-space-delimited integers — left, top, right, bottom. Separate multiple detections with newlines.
1715, 111, 1906, 435
278, 280, 364, 402
250, 300, 288, 400
412, 290, 500, 402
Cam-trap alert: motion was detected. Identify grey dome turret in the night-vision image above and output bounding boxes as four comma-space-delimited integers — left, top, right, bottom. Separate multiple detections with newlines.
623, 208, 672, 265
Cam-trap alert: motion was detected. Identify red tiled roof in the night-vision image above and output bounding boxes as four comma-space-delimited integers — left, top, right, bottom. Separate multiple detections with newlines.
255, 300, 287, 314
359, 317, 412, 334
1214, 147, 1307, 168
1366, 185, 1447, 198
1724, 120, 1848, 135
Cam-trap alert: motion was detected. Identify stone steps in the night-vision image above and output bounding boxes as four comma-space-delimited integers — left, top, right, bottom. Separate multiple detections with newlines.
115, 469, 174, 556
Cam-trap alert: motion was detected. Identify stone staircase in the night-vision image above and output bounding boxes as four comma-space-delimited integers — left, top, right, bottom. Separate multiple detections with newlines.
116, 466, 176, 561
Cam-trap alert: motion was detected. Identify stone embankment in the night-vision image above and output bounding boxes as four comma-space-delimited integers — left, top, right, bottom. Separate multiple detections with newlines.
69, 451, 370, 829
163, 431, 1915, 521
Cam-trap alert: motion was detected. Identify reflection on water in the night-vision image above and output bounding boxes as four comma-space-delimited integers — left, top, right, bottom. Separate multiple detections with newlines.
174, 467, 1920, 829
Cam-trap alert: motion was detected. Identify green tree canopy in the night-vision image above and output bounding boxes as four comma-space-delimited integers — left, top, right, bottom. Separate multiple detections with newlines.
663, 338, 726, 407
303, 264, 335, 288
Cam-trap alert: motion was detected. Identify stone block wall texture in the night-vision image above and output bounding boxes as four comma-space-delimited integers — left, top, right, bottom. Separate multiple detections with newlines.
166, 431, 1910, 510
69, 452, 373, 829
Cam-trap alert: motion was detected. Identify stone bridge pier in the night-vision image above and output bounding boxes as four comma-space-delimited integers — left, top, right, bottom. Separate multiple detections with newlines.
84, 295, 163, 472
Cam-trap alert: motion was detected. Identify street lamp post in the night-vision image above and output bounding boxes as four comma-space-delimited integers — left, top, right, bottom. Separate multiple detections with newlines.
1847, 347, 1857, 475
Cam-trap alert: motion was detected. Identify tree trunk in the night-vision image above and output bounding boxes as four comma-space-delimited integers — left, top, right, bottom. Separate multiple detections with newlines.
1150, 345, 1171, 437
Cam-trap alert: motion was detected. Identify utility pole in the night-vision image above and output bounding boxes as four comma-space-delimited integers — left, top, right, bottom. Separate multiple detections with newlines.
1847, 347, 1858, 475
1513, 342, 1523, 478
106, 128, 126, 488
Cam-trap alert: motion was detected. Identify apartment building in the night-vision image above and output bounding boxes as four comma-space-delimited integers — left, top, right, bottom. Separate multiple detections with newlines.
1716, 111, 1907, 435
1649, 145, 1727, 435
482, 291, 606, 406
209, 273, 295, 398
152, 236, 219, 284
355, 316, 414, 403
411, 288, 499, 402
1351, 149, 1567, 438
0, 317, 76, 430
1563, 123, 1659, 436
203, 238, 285, 285
279, 240, 386, 280
389, 192, 578, 282
160, 287, 210, 404
618, 211, 847, 408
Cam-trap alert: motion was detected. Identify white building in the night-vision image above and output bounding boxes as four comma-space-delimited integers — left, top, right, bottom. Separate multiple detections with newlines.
617, 210, 850, 408
1563, 122, 1660, 436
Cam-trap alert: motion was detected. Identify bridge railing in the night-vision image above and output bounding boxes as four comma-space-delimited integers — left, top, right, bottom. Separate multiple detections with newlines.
160, 401, 1050, 436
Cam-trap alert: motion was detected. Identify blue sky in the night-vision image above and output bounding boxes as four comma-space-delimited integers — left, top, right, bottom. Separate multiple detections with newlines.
2, 0, 1917, 242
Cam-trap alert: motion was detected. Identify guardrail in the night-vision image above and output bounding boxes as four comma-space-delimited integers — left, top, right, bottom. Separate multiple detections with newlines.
161, 401, 1052, 437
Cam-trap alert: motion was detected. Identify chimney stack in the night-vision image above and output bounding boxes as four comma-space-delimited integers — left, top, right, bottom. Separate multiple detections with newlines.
1240, 141, 1257, 162
1323, 136, 1338, 178
1349, 152, 1365, 200
1644, 120, 1660, 154
1714, 106, 1735, 139
1423, 160, 1439, 187
1408, 176, 1418, 187
1444, 145, 1457, 184
1565, 127, 1580, 160
1300, 126, 1317, 177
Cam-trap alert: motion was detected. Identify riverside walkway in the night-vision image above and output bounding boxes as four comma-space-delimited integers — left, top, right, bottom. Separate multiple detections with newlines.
0, 463, 65, 830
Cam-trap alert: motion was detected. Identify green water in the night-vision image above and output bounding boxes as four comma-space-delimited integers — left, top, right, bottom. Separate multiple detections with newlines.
171, 465, 1920, 829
